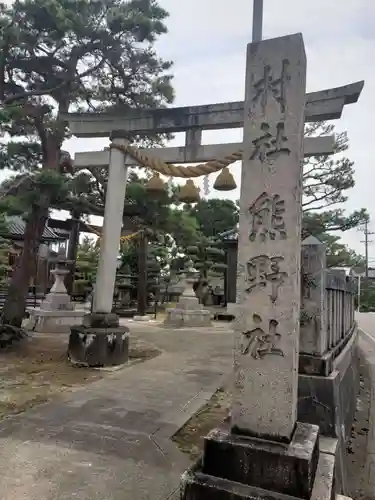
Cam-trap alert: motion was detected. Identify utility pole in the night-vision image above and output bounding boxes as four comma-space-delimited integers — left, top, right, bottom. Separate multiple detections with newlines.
357, 275, 361, 312
361, 219, 374, 279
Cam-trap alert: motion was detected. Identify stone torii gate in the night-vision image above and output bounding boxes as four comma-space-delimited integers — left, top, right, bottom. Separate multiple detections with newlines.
66, 81, 361, 318
65, 82, 361, 333
63, 21, 362, 377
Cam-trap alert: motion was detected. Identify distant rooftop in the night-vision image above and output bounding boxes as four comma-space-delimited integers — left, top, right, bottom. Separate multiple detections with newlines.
1, 216, 66, 242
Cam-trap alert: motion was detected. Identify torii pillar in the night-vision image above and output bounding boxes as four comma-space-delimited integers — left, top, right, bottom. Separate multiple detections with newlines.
68, 138, 130, 367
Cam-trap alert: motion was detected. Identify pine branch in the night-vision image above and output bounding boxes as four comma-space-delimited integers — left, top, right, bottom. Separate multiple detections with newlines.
3, 81, 68, 105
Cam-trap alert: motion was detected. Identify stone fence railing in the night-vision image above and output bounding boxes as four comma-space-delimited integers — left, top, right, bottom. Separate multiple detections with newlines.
299, 236, 356, 377
325, 271, 356, 351
298, 238, 359, 488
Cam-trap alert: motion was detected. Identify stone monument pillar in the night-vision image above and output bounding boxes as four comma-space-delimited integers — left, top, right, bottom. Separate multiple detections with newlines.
231, 33, 306, 441
300, 236, 327, 356
181, 34, 335, 500
68, 138, 130, 367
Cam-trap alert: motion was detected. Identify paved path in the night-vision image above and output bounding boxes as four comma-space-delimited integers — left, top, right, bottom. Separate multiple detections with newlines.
356, 313, 375, 498
0, 321, 234, 500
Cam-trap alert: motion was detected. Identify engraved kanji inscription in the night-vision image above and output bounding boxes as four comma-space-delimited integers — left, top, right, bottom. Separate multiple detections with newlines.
241, 314, 284, 359
249, 192, 287, 242
251, 59, 290, 114
250, 122, 290, 163
245, 255, 287, 302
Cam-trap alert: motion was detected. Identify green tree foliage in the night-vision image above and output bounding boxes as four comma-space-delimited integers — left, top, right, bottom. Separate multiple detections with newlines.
122, 172, 174, 233
185, 125, 367, 241
146, 242, 162, 294
0, 0, 174, 329
317, 233, 364, 268
73, 236, 99, 297
86, 169, 199, 248
302, 209, 368, 238
119, 239, 138, 276
118, 232, 162, 300
165, 209, 199, 248
358, 279, 375, 313
302, 122, 367, 233
185, 235, 227, 301
189, 199, 239, 238
186, 235, 227, 279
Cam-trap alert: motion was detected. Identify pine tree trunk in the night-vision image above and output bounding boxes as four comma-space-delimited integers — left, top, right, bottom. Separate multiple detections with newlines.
1, 203, 48, 327
0, 138, 59, 330
0, 111, 64, 334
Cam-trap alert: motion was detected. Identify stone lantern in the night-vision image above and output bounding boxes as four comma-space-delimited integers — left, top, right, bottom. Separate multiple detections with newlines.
26, 258, 86, 333
164, 260, 212, 328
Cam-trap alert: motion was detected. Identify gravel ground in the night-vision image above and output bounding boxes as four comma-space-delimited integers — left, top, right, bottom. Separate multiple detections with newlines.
0, 332, 160, 420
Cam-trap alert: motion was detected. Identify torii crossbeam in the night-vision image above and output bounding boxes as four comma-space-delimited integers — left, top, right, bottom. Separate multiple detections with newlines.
61, 81, 363, 138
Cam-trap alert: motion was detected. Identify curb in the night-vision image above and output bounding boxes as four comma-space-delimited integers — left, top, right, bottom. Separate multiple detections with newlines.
151, 373, 231, 500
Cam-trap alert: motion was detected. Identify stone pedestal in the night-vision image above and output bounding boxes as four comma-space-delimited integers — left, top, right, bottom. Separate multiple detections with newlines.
27, 309, 86, 333
182, 443, 335, 500
68, 313, 129, 367
203, 424, 319, 497
164, 274, 211, 328
27, 263, 85, 333
181, 422, 336, 500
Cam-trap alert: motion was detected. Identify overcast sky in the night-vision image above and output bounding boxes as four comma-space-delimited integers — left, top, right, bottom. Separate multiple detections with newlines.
64, 0, 375, 261
6, 0, 375, 260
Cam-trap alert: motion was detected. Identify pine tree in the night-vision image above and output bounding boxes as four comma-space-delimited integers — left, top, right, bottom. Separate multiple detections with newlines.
73, 236, 99, 299
302, 122, 367, 234
185, 235, 227, 301
0, 0, 174, 332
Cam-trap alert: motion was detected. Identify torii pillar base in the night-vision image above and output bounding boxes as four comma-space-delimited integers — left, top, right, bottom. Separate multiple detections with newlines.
68, 313, 129, 367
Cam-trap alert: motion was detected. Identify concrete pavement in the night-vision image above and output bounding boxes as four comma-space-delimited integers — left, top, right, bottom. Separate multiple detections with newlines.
0, 321, 234, 500
355, 313, 375, 499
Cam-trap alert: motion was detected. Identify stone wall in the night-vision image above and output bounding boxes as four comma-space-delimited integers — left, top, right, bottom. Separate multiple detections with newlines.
297, 325, 359, 493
